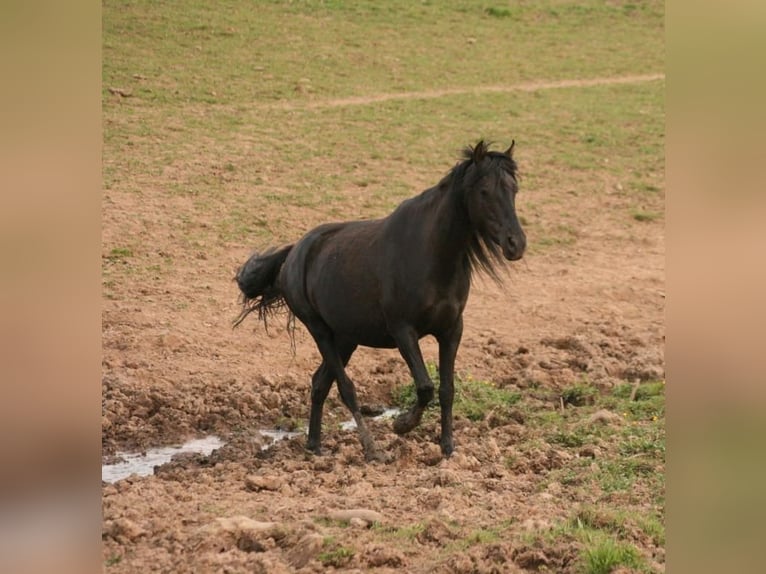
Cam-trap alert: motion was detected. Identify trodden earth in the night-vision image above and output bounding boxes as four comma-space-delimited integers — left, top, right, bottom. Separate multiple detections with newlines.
102, 2, 664, 572
102, 143, 665, 572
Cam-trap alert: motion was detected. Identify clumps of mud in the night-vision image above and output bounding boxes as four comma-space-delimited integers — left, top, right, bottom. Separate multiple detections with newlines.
480, 323, 664, 396
102, 372, 306, 455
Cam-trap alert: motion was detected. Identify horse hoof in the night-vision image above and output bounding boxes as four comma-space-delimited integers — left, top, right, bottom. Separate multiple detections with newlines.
305, 443, 322, 456
440, 442, 454, 457
393, 413, 417, 435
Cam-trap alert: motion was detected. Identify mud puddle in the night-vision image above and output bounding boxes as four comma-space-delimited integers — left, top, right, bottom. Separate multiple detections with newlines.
340, 407, 401, 430
102, 409, 400, 483
102, 436, 226, 483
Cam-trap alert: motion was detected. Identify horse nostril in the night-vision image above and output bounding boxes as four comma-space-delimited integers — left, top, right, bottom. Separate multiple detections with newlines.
507, 234, 525, 256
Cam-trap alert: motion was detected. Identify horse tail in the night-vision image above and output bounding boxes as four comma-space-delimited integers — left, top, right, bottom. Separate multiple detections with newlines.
233, 244, 293, 328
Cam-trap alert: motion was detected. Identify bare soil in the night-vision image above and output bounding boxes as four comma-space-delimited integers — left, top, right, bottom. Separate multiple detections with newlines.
102, 136, 664, 572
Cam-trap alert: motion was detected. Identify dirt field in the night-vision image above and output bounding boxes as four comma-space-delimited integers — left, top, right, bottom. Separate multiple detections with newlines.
102, 159, 664, 572
102, 2, 664, 572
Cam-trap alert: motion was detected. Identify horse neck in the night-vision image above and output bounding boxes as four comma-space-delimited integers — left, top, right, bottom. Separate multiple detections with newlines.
430, 181, 473, 275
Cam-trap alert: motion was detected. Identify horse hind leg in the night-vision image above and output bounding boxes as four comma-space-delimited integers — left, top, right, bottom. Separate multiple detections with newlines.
305, 344, 356, 455
310, 333, 384, 462
306, 361, 333, 455
334, 370, 387, 463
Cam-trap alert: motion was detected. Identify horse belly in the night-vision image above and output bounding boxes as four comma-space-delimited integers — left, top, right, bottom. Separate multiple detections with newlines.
317, 287, 397, 348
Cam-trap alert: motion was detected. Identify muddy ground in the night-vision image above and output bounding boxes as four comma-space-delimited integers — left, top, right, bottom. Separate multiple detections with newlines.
102, 127, 664, 572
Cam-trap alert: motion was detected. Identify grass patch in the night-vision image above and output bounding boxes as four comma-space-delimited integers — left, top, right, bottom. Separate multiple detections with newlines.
373, 521, 427, 541
524, 511, 652, 573
582, 537, 643, 574
485, 7, 513, 19
318, 545, 355, 567
561, 381, 598, 407
314, 516, 349, 528
392, 363, 521, 422
632, 209, 662, 222
597, 458, 657, 493
608, 380, 665, 420
456, 526, 502, 548
105, 247, 133, 260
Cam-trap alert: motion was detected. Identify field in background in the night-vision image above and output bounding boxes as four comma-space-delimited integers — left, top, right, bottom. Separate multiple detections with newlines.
103, 1, 665, 572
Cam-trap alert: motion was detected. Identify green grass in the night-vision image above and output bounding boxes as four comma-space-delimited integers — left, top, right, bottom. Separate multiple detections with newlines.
105, 247, 133, 260
523, 507, 658, 573
103, 0, 664, 273
373, 521, 427, 541
561, 380, 598, 406
392, 363, 521, 422
582, 537, 644, 574
318, 545, 355, 567
632, 209, 662, 222
104, 0, 663, 105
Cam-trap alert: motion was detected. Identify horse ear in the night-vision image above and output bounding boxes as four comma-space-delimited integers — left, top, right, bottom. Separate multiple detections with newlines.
505, 140, 515, 157
472, 140, 488, 163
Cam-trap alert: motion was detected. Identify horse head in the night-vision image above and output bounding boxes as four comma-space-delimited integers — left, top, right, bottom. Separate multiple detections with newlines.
462, 140, 526, 262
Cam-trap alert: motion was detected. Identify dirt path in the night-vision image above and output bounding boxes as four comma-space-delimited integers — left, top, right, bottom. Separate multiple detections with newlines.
270, 73, 665, 111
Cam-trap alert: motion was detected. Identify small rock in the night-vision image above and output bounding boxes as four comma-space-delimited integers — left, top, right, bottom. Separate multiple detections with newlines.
349, 517, 368, 528
105, 517, 147, 543
586, 409, 623, 426
484, 437, 502, 459
245, 474, 283, 492
521, 517, 552, 532
363, 543, 405, 568
417, 490, 442, 510
420, 443, 443, 466
416, 518, 458, 546
433, 468, 459, 487
547, 448, 572, 469
286, 533, 324, 568
579, 445, 602, 459
327, 508, 384, 526
262, 390, 281, 410
450, 451, 482, 471
546, 481, 563, 495
189, 516, 285, 553
513, 549, 550, 570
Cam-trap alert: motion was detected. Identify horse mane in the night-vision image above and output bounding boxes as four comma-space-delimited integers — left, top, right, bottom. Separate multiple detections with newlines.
448, 140, 519, 283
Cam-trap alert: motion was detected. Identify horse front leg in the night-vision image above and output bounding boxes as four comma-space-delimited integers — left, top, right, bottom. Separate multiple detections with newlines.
437, 317, 463, 456
392, 326, 434, 435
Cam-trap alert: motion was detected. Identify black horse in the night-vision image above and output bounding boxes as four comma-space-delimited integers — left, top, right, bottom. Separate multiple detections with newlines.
235, 141, 526, 461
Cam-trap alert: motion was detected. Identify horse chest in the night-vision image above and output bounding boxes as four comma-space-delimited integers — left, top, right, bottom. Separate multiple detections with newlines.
411, 285, 466, 336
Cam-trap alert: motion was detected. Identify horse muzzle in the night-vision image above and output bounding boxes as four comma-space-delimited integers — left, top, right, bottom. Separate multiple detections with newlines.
501, 233, 526, 261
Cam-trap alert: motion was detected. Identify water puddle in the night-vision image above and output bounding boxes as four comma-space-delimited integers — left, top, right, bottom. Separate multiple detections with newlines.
340, 408, 401, 430
101, 436, 225, 484
259, 428, 304, 443
102, 408, 401, 483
